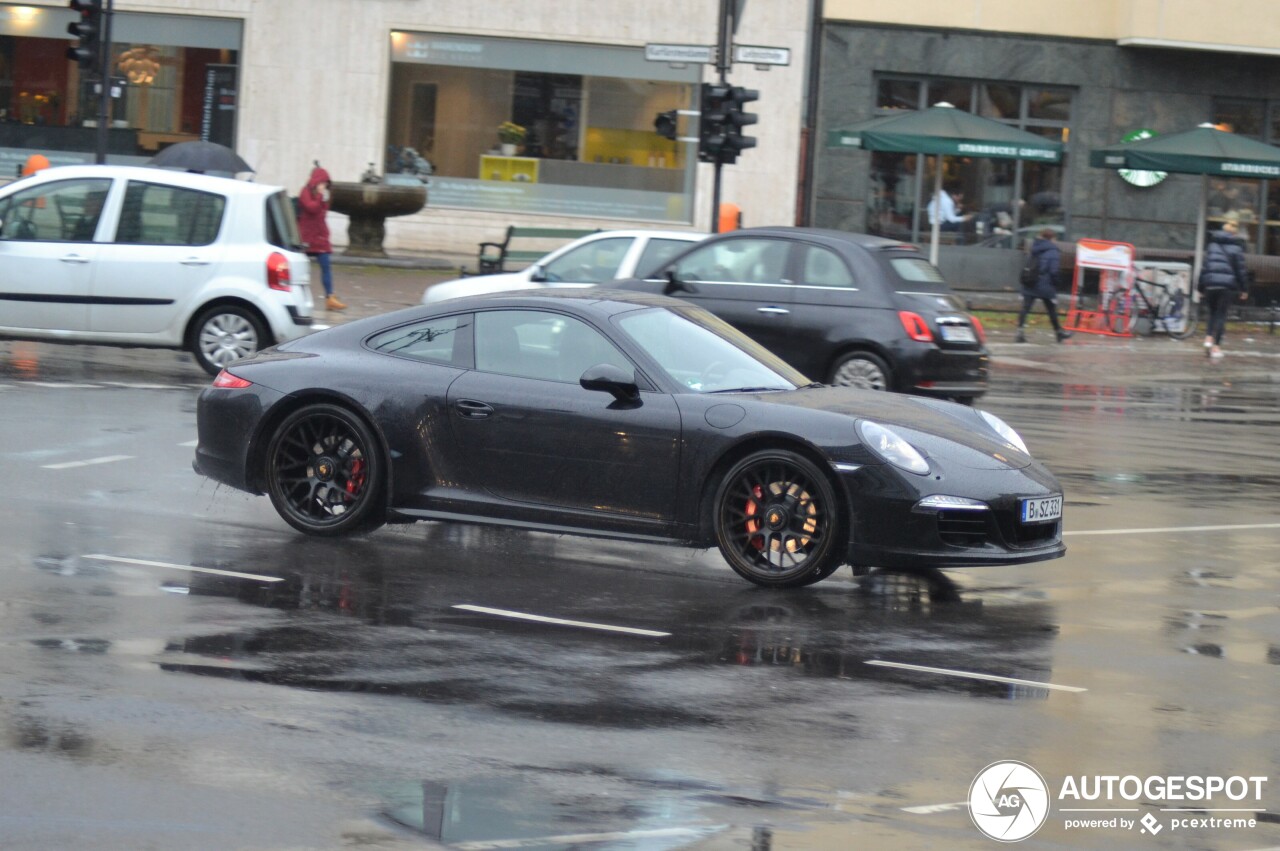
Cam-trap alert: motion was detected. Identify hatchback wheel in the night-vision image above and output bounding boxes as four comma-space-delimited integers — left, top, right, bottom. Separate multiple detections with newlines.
712, 450, 845, 588
192, 305, 267, 375
829, 351, 891, 391
266, 404, 385, 536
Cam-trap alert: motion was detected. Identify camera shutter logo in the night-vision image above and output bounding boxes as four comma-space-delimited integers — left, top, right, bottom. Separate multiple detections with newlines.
969, 761, 1051, 842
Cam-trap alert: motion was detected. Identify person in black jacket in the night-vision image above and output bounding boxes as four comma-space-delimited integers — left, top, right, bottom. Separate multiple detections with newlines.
1199, 213, 1250, 359
1016, 228, 1072, 343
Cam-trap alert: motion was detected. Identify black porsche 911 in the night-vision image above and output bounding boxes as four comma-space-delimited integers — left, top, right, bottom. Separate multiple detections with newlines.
194, 289, 1064, 589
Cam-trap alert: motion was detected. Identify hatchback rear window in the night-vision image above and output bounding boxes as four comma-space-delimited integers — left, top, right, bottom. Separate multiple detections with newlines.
887, 256, 951, 291
266, 191, 304, 252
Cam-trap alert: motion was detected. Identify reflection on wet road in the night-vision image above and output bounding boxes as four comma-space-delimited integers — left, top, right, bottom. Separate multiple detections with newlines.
1, 338, 1279, 849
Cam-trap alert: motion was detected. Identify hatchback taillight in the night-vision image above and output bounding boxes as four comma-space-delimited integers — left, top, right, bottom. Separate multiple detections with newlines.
212, 369, 252, 389
898, 311, 934, 343
969, 313, 987, 345
266, 251, 291, 292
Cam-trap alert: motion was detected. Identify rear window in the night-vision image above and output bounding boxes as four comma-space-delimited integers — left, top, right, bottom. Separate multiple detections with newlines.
887, 256, 951, 291
265, 190, 304, 251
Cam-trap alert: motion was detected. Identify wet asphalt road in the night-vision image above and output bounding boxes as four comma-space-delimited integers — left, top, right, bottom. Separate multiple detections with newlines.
2, 305, 1280, 850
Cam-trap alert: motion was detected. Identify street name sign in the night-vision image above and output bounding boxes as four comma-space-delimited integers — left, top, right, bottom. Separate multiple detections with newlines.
645, 44, 715, 64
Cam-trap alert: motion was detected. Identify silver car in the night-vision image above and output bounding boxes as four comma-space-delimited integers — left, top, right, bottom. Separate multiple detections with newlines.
0, 164, 314, 374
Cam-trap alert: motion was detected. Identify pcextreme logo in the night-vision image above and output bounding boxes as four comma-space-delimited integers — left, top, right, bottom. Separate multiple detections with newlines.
969, 762, 1268, 842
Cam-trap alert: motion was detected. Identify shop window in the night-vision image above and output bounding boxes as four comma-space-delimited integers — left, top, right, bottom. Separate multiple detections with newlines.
926, 81, 971, 111
977, 84, 1019, 120
0, 5, 241, 162
868, 152, 918, 241
1027, 88, 1072, 123
386, 32, 698, 223
876, 79, 920, 112
1213, 98, 1264, 139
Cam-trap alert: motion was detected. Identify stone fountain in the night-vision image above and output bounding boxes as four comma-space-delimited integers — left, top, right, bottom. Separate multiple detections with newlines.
330, 165, 427, 258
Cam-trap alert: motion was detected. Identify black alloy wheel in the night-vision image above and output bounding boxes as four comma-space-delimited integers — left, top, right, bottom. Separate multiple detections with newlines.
713, 449, 845, 588
266, 404, 385, 536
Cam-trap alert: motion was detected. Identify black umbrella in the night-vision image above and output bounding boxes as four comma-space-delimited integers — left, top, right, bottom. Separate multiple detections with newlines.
148, 141, 254, 175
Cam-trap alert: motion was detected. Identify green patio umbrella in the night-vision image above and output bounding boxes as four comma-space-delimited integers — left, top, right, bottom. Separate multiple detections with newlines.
1090, 123, 1280, 286
828, 103, 1064, 264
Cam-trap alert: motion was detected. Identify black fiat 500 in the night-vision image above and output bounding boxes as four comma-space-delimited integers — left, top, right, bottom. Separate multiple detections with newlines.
609, 226, 988, 401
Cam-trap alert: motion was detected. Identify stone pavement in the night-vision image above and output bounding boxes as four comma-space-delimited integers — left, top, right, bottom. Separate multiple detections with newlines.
314, 253, 1280, 388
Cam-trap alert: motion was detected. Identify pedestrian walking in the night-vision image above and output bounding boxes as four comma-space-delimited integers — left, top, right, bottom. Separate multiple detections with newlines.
297, 162, 345, 311
1198, 212, 1250, 359
1016, 227, 1071, 343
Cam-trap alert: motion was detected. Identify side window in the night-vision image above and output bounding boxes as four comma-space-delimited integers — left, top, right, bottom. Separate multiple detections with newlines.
116, 181, 225, 245
0, 178, 111, 242
367, 314, 468, 366
635, 237, 697, 279
674, 238, 789, 284
542, 237, 632, 283
475, 310, 632, 383
802, 245, 856, 288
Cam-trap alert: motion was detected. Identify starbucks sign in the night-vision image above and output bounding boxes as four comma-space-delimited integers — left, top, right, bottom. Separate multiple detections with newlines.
1119, 129, 1168, 187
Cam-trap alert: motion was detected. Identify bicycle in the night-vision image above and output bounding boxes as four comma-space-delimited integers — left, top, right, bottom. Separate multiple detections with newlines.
1101, 276, 1197, 339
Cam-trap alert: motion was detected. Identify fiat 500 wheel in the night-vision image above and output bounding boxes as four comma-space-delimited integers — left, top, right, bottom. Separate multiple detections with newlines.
266, 404, 385, 536
192, 305, 267, 375
713, 449, 845, 588
829, 351, 891, 391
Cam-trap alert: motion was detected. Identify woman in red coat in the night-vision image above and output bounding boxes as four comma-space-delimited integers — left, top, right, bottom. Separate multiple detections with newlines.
297, 164, 345, 310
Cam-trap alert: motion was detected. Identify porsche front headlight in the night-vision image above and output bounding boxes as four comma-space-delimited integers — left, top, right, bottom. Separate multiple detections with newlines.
979, 410, 1028, 454
857, 420, 929, 475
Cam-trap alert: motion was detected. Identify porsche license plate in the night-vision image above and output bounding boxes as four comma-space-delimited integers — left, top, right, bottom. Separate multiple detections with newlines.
1020, 495, 1062, 524
939, 325, 977, 343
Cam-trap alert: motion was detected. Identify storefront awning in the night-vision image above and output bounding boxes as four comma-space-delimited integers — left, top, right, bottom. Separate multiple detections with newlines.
1088, 124, 1280, 178
826, 104, 1064, 162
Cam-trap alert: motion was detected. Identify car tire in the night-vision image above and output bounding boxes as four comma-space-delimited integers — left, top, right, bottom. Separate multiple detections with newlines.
266, 403, 386, 537
712, 449, 846, 589
829, 351, 891, 392
191, 304, 268, 376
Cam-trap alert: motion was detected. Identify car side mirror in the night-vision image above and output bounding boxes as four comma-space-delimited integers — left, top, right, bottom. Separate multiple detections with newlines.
663, 268, 699, 296
580, 363, 640, 405
529, 263, 547, 283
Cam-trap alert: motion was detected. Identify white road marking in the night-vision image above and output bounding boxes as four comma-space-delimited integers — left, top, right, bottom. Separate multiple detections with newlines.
27, 381, 100, 389
178, 439, 198, 447
83, 554, 284, 583
454, 826, 720, 850
901, 801, 968, 814
865, 660, 1087, 692
452, 604, 671, 637
42, 454, 133, 470
1066, 522, 1280, 537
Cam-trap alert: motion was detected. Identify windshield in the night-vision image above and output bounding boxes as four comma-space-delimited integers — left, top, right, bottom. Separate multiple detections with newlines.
615, 306, 805, 393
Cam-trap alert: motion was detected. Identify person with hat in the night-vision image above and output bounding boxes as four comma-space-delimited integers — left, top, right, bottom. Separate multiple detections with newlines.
1198, 212, 1250, 359
297, 162, 346, 311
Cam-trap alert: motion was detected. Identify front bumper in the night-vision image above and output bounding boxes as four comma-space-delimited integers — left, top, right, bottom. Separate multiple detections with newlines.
840, 461, 1065, 569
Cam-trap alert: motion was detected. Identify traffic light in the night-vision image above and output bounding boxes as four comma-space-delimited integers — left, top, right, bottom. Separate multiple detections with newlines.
66, 0, 103, 73
654, 109, 678, 141
698, 83, 731, 164
720, 86, 759, 164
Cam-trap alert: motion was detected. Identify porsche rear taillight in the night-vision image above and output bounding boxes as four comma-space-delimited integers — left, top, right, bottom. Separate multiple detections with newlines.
212, 369, 252, 389
266, 251, 292, 292
898, 311, 934, 342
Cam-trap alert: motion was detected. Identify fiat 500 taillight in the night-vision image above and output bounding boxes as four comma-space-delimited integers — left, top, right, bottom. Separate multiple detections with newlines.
266, 251, 292, 292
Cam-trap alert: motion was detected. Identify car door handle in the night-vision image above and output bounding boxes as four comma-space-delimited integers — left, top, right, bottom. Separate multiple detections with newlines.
59, 253, 91, 264
757, 306, 790, 315
454, 399, 494, 419
180, 257, 212, 266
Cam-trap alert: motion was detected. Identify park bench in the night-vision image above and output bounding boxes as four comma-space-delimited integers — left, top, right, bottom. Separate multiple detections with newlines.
476, 225, 600, 274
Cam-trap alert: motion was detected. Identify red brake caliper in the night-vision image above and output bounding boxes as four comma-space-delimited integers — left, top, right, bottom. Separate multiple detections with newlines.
345, 459, 366, 495
745, 484, 765, 550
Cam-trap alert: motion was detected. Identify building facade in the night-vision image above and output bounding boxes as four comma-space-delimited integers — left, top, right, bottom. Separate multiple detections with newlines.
811, 2, 1280, 291
0, 0, 812, 255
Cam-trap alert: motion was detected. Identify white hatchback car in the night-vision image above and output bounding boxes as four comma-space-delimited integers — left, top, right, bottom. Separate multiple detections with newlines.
423, 229, 705, 303
0, 164, 314, 374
